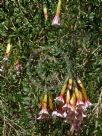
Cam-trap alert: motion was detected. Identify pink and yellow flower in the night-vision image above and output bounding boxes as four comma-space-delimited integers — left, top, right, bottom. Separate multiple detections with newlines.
52, 0, 61, 25
43, 5, 48, 21
3, 43, 12, 60
77, 79, 92, 109
67, 79, 73, 90
63, 89, 71, 111
75, 87, 84, 107
55, 80, 67, 104
37, 94, 49, 120
52, 105, 63, 118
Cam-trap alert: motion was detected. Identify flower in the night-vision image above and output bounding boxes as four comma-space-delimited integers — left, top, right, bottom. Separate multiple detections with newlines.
62, 90, 71, 111
37, 111, 49, 120
52, 0, 61, 26
52, 105, 63, 118
43, 4, 48, 21
6, 43, 12, 55
54, 95, 64, 104
55, 80, 67, 104
37, 93, 49, 120
48, 93, 53, 111
52, 110, 63, 118
75, 87, 84, 107
84, 100, 92, 109
39, 108, 49, 115
3, 43, 12, 60
15, 60, 22, 71
77, 79, 92, 109
67, 79, 73, 90
70, 92, 77, 112
15, 60, 22, 75
52, 15, 60, 25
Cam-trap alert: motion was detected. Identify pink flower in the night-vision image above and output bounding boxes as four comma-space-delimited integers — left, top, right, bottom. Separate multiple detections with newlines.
37, 108, 49, 120
15, 60, 22, 74
62, 103, 71, 111
15, 63, 22, 71
39, 108, 49, 115
54, 95, 64, 104
84, 100, 92, 109
52, 110, 63, 118
52, 0, 61, 26
75, 106, 86, 123
52, 15, 60, 25
63, 111, 67, 118
52, 105, 63, 118
76, 99, 84, 107
43, 5, 48, 21
37, 114, 49, 120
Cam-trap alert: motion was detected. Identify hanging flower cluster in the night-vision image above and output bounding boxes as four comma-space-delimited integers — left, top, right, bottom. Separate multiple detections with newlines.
37, 78, 92, 131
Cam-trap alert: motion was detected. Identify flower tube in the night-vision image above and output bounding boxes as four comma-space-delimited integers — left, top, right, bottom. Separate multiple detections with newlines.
75, 87, 84, 106
15, 60, 22, 75
3, 43, 12, 60
63, 89, 71, 111
70, 92, 76, 111
43, 4, 48, 21
52, 105, 63, 118
37, 93, 49, 120
52, 0, 61, 25
77, 79, 92, 109
68, 79, 73, 90
49, 93, 53, 112
55, 79, 68, 104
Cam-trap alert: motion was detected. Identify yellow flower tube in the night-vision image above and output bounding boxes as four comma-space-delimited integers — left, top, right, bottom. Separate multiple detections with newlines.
43, 5, 48, 20
49, 93, 53, 111
77, 79, 88, 100
70, 92, 76, 110
42, 93, 47, 109
66, 89, 70, 104
68, 78, 73, 90
56, 0, 61, 16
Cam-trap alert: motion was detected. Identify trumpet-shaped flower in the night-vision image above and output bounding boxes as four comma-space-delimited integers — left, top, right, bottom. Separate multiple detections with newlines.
49, 93, 53, 111
84, 100, 92, 109
70, 92, 77, 112
55, 81, 67, 104
37, 111, 49, 120
3, 43, 12, 61
52, 105, 63, 118
63, 90, 71, 111
52, 15, 60, 25
6, 43, 12, 55
77, 79, 92, 109
52, 110, 63, 118
68, 79, 73, 90
37, 94, 49, 120
39, 108, 49, 115
52, 0, 61, 26
75, 87, 84, 107
54, 95, 64, 104
15, 60, 22, 71
43, 5, 48, 21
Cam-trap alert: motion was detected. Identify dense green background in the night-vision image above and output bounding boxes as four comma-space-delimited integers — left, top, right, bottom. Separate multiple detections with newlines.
0, 0, 102, 135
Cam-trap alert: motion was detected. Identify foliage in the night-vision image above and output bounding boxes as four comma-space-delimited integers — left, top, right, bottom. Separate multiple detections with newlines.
0, 0, 102, 136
